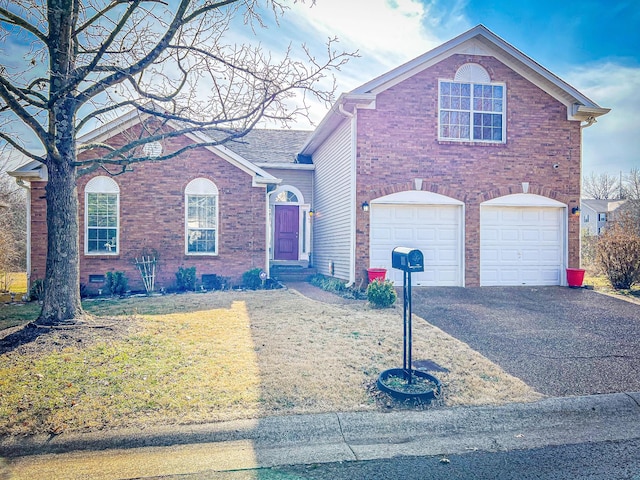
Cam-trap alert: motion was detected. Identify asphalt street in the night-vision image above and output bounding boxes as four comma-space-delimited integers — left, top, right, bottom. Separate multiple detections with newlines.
410, 286, 640, 396
178, 438, 640, 480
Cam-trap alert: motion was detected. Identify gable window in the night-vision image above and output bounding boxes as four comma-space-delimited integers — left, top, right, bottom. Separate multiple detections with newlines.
439, 63, 505, 143
185, 178, 218, 255
85, 176, 120, 255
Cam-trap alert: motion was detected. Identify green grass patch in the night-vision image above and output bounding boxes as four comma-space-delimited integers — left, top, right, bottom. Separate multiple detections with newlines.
0, 300, 261, 435
584, 273, 640, 300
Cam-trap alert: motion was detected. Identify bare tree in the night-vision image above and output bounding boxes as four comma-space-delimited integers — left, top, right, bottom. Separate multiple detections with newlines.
0, 0, 353, 324
621, 167, 640, 227
582, 172, 620, 200
623, 167, 640, 201
0, 155, 27, 289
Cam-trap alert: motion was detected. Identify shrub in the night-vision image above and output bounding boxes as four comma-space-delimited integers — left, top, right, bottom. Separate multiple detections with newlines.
29, 279, 45, 302
596, 212, 640, 289
176, 266, 197, 292
202, 273, 227, 291
310, 273, 346, 292
242, 268, 264, 290
367, 279, 397, 308
105, 271, 128, 296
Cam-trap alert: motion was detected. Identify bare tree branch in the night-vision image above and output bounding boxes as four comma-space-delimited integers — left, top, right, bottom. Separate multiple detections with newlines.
582, 172, 620, 200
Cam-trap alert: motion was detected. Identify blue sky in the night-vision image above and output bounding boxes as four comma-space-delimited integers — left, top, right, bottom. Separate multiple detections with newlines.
2, 0, 638, 178
271, 0, 640, 177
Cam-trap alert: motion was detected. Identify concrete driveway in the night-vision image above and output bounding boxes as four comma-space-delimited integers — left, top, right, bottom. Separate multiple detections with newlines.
410, 287, 640, 397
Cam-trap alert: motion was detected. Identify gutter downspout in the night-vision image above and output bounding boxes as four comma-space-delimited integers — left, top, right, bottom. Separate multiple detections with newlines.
339, 104, 357, 287
15, 179, 31, 291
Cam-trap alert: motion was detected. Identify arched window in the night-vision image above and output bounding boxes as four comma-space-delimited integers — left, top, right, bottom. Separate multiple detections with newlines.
85, 176, 120, 255
439, 63, 505, 143
274, 190, 299, 203
185, 178, 219, 254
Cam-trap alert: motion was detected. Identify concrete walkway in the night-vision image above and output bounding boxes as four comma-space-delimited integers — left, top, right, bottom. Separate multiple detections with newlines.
3, 392, 640, 479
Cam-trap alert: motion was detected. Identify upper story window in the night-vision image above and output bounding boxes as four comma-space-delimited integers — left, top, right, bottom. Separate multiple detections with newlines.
583, 214, 590, 223
598, 213, 607, 222
439, 63, 505, 143
185, 178, 218, 255
85, 176, 120, 255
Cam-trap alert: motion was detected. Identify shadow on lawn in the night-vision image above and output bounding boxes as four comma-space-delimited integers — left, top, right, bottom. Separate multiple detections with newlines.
0, 323, 50, 355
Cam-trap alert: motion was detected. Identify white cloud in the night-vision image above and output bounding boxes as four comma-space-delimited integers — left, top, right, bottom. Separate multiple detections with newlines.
565, 63, 640, 176
284, 0, 461, 90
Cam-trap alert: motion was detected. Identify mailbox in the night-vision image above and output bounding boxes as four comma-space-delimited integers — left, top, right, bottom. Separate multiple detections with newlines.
392, 247, 424, 272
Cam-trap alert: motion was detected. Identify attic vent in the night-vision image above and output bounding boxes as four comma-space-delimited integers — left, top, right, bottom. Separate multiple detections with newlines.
143, 141, 163, 158
454, 63, 490, 83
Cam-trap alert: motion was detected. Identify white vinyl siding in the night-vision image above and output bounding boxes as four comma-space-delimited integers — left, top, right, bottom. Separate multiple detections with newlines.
263, 168, 314, 207
311, 120, 353, 280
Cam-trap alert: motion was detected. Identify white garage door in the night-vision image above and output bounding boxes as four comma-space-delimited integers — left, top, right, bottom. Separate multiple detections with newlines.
480, 198, 565, 286
370, 192, 463, 287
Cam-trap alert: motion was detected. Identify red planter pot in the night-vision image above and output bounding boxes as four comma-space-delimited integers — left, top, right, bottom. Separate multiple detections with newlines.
367, 268, 387, 283
566, 268, 586, 288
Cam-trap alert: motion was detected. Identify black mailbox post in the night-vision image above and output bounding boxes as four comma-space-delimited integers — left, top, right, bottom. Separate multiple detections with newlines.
391, 247, 424, 272
391, 247, 424, 384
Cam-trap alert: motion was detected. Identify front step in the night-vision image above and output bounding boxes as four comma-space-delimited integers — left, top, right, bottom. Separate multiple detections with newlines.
271, 265, 317, 282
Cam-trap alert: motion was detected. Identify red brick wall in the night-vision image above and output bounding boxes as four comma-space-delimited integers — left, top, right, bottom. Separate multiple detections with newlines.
29, 181, 48, 284
30, 127, 267, 293
355, 54, 582, 286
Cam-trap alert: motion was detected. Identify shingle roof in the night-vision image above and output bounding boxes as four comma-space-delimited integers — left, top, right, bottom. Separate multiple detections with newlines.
220, 129, 312, 165
581, 199, 627, 213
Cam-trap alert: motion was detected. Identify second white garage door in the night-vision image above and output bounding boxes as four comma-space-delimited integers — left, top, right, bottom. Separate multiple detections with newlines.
369, 192, 464, 286
480, 194, 566, 286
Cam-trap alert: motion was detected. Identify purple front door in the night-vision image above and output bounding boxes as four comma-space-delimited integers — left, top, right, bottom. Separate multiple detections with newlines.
274, 205, 299, 260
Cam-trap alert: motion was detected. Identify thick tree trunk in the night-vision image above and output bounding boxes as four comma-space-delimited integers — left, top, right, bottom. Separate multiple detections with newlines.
38, 158, 84, 324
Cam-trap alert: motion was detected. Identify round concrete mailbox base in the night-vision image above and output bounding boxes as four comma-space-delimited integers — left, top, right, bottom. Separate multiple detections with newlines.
377, 368, 442, 402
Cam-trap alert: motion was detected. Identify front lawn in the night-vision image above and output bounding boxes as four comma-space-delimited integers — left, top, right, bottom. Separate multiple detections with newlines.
584, 273, 640, 302
0, 289, 542, 436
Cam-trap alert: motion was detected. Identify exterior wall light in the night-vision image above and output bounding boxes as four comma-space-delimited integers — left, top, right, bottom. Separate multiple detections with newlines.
572, 206, 580, 216
361, 201, 369, 212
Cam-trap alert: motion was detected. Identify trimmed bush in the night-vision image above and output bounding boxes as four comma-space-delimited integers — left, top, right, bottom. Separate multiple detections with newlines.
176, 266, 197, 292
366, 279, 397, 308
28, 279, 45, 302
242, 268, 264, 290
105, 271, 128, 296
596, 212, 640, 289
310, 273, 346, 292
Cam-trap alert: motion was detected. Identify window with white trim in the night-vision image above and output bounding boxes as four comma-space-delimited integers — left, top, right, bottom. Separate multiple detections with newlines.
439, 63, 505, 143
85, 176, 120, 255
185, 178, 218, 255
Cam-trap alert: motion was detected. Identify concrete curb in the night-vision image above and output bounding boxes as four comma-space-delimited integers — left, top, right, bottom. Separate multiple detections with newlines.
2, 392, 640, 464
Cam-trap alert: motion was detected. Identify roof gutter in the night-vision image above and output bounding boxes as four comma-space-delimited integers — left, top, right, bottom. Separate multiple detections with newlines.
572, 104, 612, 128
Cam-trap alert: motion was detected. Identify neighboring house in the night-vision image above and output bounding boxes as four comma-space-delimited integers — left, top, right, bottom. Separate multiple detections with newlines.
581, 199, 627, 236
9, 25, 609, 291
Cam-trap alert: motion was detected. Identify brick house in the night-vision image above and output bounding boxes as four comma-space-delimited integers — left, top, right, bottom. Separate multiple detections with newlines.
10, 25, 609, 291
301, 25, 609, 287
11, 115, 313, 293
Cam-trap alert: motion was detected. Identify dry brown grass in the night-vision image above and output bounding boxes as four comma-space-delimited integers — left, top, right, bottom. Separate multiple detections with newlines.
0, 288, 542, 436
244, 289, 542, 413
